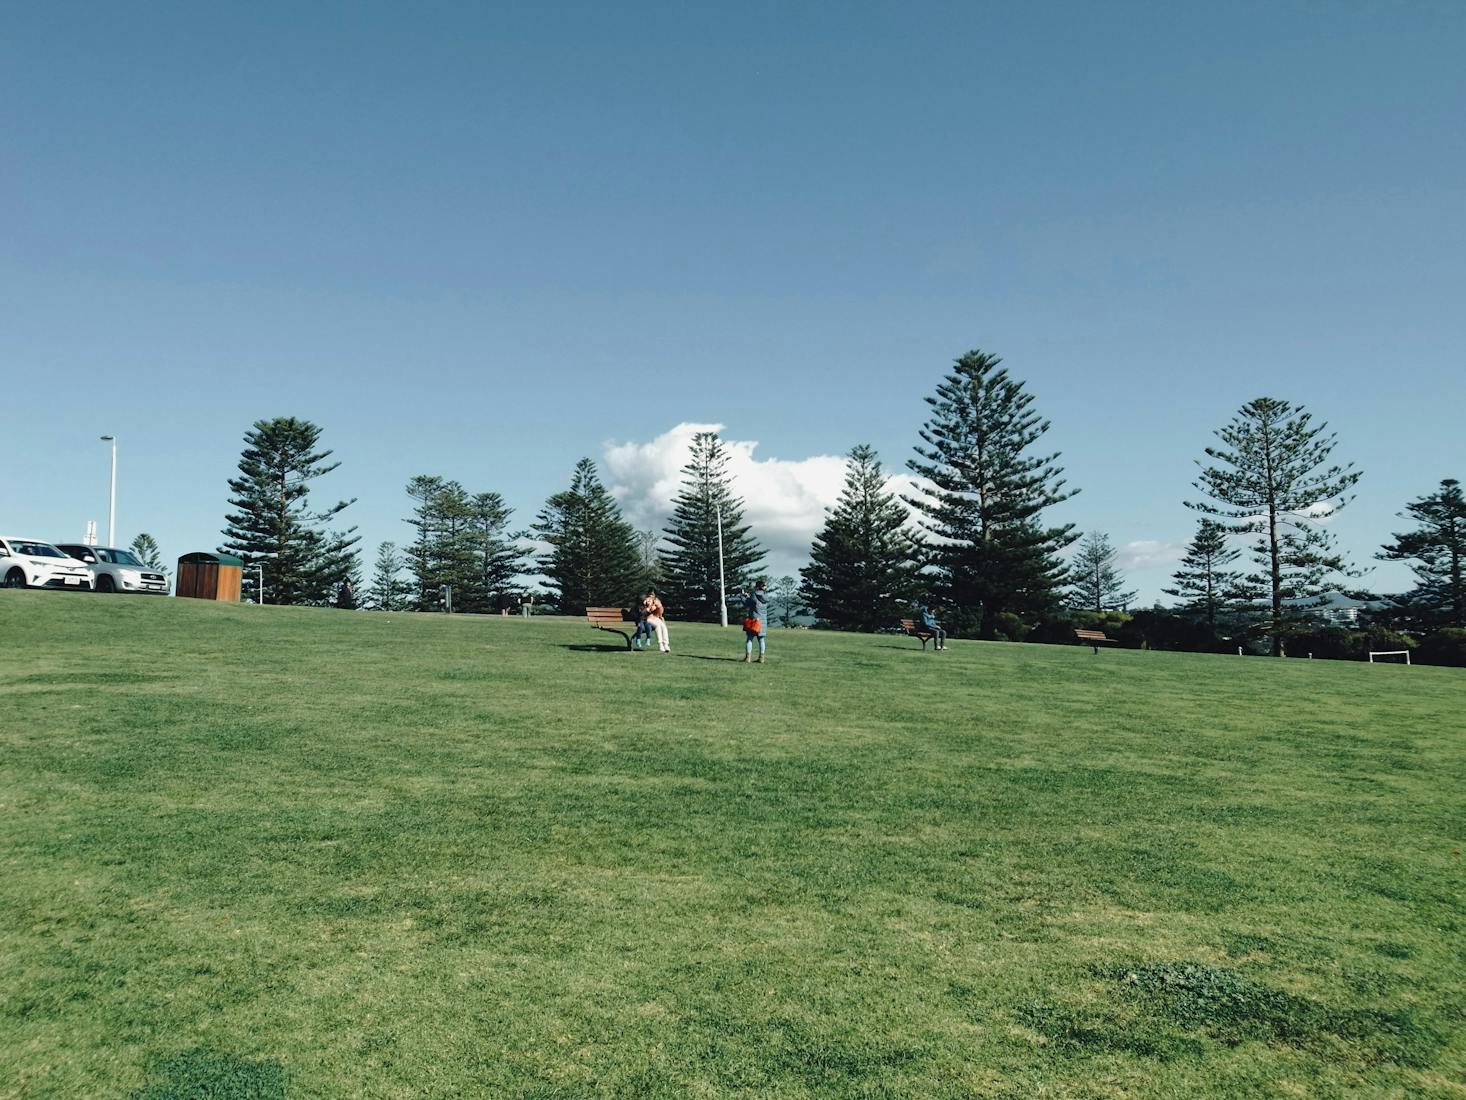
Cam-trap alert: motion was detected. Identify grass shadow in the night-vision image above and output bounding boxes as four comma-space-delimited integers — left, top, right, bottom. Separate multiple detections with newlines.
676, 653, 745, 663
132, 1049, 287, 1099
559, 643, 631, 653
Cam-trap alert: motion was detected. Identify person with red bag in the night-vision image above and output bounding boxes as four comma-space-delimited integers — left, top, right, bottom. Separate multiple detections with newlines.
741, 578, 769, 664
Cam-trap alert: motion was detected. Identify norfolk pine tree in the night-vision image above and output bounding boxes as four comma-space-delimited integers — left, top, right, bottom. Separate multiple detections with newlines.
1066, 531, 1136, 613
772, 575, 801, 627
660, 432, 764, 622
128, 533, 165, 573
906, 351, 1078, 639
368, 541, 411, 611
463, 491, 527, 614
220, 416, 359, 605
534, 458, 645, 614
1187, 397, 1361, 656
1164, 518, 1244, 631
800, 444, 917, 631
1378, 478, 1466, 629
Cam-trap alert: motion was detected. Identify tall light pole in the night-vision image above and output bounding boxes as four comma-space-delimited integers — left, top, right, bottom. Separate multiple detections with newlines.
99, 435, 117, 547
716, 502, 728, 628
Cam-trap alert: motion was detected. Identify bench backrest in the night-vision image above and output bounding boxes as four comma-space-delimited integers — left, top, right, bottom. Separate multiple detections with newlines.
899, 618, 916, 631
587, 607, 629, 625
1075, 629, 1110, 642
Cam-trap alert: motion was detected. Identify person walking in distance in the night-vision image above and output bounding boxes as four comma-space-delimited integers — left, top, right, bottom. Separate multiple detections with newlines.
644, 588, 670, 652
742, 578, 769, 664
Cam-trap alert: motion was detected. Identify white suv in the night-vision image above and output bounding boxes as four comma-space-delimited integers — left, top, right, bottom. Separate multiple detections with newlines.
55, 543, 169, 595
0, 536, 94, 590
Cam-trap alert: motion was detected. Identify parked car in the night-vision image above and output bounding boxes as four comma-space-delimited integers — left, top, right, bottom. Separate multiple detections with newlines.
54, 543, 169, 594
0, 536, 93, 590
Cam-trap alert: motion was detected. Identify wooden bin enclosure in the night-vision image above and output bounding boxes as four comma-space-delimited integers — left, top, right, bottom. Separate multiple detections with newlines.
176, 552, 243, 601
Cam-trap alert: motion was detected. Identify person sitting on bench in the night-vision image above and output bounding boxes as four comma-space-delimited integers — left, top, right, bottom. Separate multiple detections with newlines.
630, 603, 653, 650
920, 605, 947, 650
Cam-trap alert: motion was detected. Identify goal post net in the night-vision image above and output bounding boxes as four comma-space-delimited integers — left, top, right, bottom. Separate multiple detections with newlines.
1368, 650, 1412, 665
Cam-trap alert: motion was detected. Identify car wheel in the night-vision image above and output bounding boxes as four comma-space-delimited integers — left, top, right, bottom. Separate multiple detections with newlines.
3, 569, 26, 589
97, 574, 116, 593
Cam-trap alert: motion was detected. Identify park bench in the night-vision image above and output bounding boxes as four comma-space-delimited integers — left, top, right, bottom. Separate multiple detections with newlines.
586, 607, 634, 650
1075, 628, 1115, 654
899, 618, 939, 650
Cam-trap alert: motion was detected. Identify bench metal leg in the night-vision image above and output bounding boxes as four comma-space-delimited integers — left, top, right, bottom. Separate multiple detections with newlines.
593, 626, 634, 650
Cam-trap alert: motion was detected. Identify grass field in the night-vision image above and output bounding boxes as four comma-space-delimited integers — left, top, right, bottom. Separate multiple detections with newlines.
2, 591, 1463, 1099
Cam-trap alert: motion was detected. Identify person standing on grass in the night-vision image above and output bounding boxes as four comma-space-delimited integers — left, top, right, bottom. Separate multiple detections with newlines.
742, 578, 769, 663
920, 604, 946, 650
644, 588, 670, 652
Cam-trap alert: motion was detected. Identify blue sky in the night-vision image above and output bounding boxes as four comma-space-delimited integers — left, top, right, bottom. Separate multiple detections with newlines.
3, 2, 1463, 601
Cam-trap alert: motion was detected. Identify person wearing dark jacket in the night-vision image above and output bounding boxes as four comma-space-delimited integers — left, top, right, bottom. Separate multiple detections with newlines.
742, 579, 770, 664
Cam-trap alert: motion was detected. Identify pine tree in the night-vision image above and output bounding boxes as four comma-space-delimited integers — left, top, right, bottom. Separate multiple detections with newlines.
463, 491, 529, 613
800, 444, 918, 631
1378, 478, 1465, 628
1066, 531, 1136, 613
367, 541, 411, 611
772, 575, 801, 627
906, 350, 1078, 639
659, 432, 764, 622
128, 533, 165, 572
1187, 397, 1361, 655
534, 458, 646, 614
220, 416, 359, 606
1164, 518, 1244, 631
403, 475, 452, 609
403, 477, 527, 613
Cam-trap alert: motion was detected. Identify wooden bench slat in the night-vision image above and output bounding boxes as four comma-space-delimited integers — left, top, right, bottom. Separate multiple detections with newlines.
898, 617, 938, 650
1074, 628, 1114, 653
586, 607, 634, 649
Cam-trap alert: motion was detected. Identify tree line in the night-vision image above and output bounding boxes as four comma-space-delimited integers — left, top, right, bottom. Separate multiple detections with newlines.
214, 351, 1465, 663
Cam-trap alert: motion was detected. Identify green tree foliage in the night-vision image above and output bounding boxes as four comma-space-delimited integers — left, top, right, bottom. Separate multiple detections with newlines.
1378, 478, 1465, 629
906, 350, 1078, 639
367, 541, 411, 611
533, 458, 646, 615
220, 416, 359, 606
128, 533, 165, 573
1187, 397, 1362, 656
403, 476, 528, 613
659, 432, 765, 622
1066, 531, 1136, 613
800, 444, 918, 631
1164, 518, 1244, 631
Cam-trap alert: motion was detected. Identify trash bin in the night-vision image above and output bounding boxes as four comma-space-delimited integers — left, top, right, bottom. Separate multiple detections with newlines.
176, 552, 243, 601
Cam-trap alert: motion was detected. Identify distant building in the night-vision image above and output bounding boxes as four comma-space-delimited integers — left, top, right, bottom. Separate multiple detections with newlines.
1295, 591, 1392, 626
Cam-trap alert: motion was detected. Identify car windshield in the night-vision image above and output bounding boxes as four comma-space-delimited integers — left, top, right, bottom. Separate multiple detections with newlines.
14, 542, 64, 558
105, 549, 145, 567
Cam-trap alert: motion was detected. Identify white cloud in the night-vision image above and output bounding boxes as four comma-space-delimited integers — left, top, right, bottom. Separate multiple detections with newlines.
602, 422, 913, 577
1115, 539, 1185, 570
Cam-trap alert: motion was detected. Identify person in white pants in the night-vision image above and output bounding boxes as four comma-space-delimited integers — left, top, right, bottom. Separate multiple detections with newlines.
644, 589, 670, 652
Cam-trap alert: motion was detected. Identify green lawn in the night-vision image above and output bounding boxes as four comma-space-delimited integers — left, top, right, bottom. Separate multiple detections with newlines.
2, 592, 1463, 1099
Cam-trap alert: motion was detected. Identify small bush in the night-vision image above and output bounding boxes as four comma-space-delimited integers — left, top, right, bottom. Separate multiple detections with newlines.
1416, 628, 1466, 667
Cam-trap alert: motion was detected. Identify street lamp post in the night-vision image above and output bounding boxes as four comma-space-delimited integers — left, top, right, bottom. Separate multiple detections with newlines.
716, 503, 728, 628
99, 435, 117, 547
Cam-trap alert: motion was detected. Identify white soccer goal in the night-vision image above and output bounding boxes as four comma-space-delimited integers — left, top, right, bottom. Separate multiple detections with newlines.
1368, 650, 1411, 665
